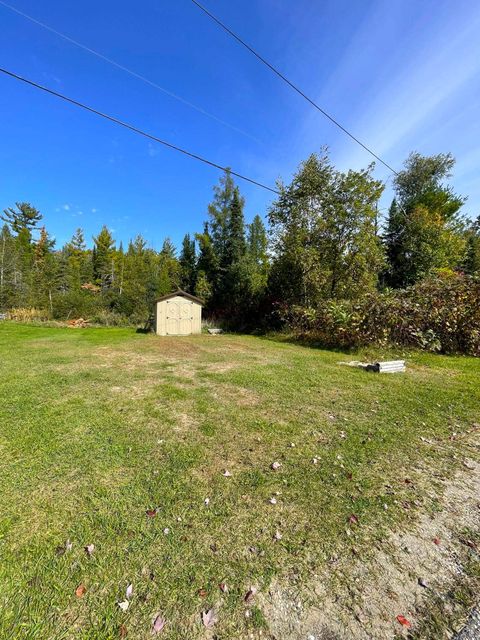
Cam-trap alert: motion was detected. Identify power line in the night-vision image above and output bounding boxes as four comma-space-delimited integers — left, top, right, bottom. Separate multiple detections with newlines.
189, 0, 399, 176
0, 66, 279, 195
0, 0, 259, 143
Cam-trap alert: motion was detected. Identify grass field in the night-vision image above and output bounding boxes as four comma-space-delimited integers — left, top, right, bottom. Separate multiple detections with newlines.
0, 323, 478, 639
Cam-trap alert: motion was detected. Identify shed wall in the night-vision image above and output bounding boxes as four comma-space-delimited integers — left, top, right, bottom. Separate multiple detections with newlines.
155, 295, 202, 336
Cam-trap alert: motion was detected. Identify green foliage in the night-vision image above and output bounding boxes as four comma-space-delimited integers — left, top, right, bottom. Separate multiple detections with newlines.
463, 215, 480, 275
0, 150, 475, 337
247, 214, 269, 294
281, 273, 480, 355
269, 150, 384, 306
1, 201, 42, 235
179, 233, 197, 292
384, 153, 466, 287
92, 225, 115, 289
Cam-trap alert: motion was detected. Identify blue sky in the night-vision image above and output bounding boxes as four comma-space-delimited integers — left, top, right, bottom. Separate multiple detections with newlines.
1, 0, 479, 250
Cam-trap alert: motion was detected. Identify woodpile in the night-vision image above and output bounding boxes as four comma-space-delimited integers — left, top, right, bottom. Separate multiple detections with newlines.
67, 318, 90, 328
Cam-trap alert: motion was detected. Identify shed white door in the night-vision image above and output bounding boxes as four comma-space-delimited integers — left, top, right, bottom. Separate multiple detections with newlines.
166, 300, 193, 335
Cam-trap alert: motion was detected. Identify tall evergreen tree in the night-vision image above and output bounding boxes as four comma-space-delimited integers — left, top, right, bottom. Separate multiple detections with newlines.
1, 202, 42, 236
0, 224, 16, 308
32, 227, 58, 313
247, 214, 269, 294
179, 233, 197, 292
92, 226, 115, 290
208, 169, 235, 266
195, 224, 217, 302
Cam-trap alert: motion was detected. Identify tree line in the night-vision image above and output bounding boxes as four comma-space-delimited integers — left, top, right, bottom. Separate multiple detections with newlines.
1, 149, 479, 327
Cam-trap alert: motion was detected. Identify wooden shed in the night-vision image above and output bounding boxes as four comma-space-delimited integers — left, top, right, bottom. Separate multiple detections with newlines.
154, 290, 203, 336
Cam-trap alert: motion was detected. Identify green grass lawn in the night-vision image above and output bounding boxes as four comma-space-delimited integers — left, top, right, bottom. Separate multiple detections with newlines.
0, 322, 478, 639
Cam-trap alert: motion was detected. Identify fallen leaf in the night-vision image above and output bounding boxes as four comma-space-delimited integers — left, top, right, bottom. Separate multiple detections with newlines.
219, 582, 228, 593
117, 600, 129, 612
202, 608, 217, 629
198, 588, 207, 598
270, 461, 281, 471
84, 544, 95, 556
146, 509, 157, 518
349, 514, 359, 525
244, 587, 257, 603
126, 584, 133, 600
433, 537, 441, 545
152, 613, 166, 634
396, 615, 411, 628
75, 584, 86, 597
119, 623, 128, 638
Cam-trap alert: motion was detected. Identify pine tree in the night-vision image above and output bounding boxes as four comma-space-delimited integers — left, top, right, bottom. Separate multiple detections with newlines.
224, 188, 246, 266
208, 170, 235, 265
0, 224, 16, 308
221, 187, 248, 308
92, 226, 115, 290
247, 215, 269, 294
32, 227, 58, 313
195, 224, 218, 302
179, 233, 197, 292
1, 202, 43, 236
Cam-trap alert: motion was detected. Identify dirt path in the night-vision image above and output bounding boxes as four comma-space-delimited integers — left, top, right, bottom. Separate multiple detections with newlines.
262, 452, 480, 640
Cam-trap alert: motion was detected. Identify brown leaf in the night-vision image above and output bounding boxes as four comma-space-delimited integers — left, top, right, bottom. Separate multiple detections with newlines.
198, 588, 207, 598
75, 584, 86, 597
146, 509, 157, 518
349, 514, 359, 525
119, 623, 128, 638
433, 537, 441, 545
202, 608, 217, 629
152, 614, 166, 634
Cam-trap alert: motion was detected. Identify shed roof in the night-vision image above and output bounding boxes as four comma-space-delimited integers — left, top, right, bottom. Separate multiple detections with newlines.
155, 289, 204, 306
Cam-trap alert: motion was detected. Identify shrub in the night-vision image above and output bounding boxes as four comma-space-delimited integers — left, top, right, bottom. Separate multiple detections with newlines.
280, 274, 480, 355
7, 308, 50, 322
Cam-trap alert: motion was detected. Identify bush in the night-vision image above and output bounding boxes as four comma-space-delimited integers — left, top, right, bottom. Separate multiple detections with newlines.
51, 290, 102, 320
280, 274, 480, 355
7, 308, 50, 322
